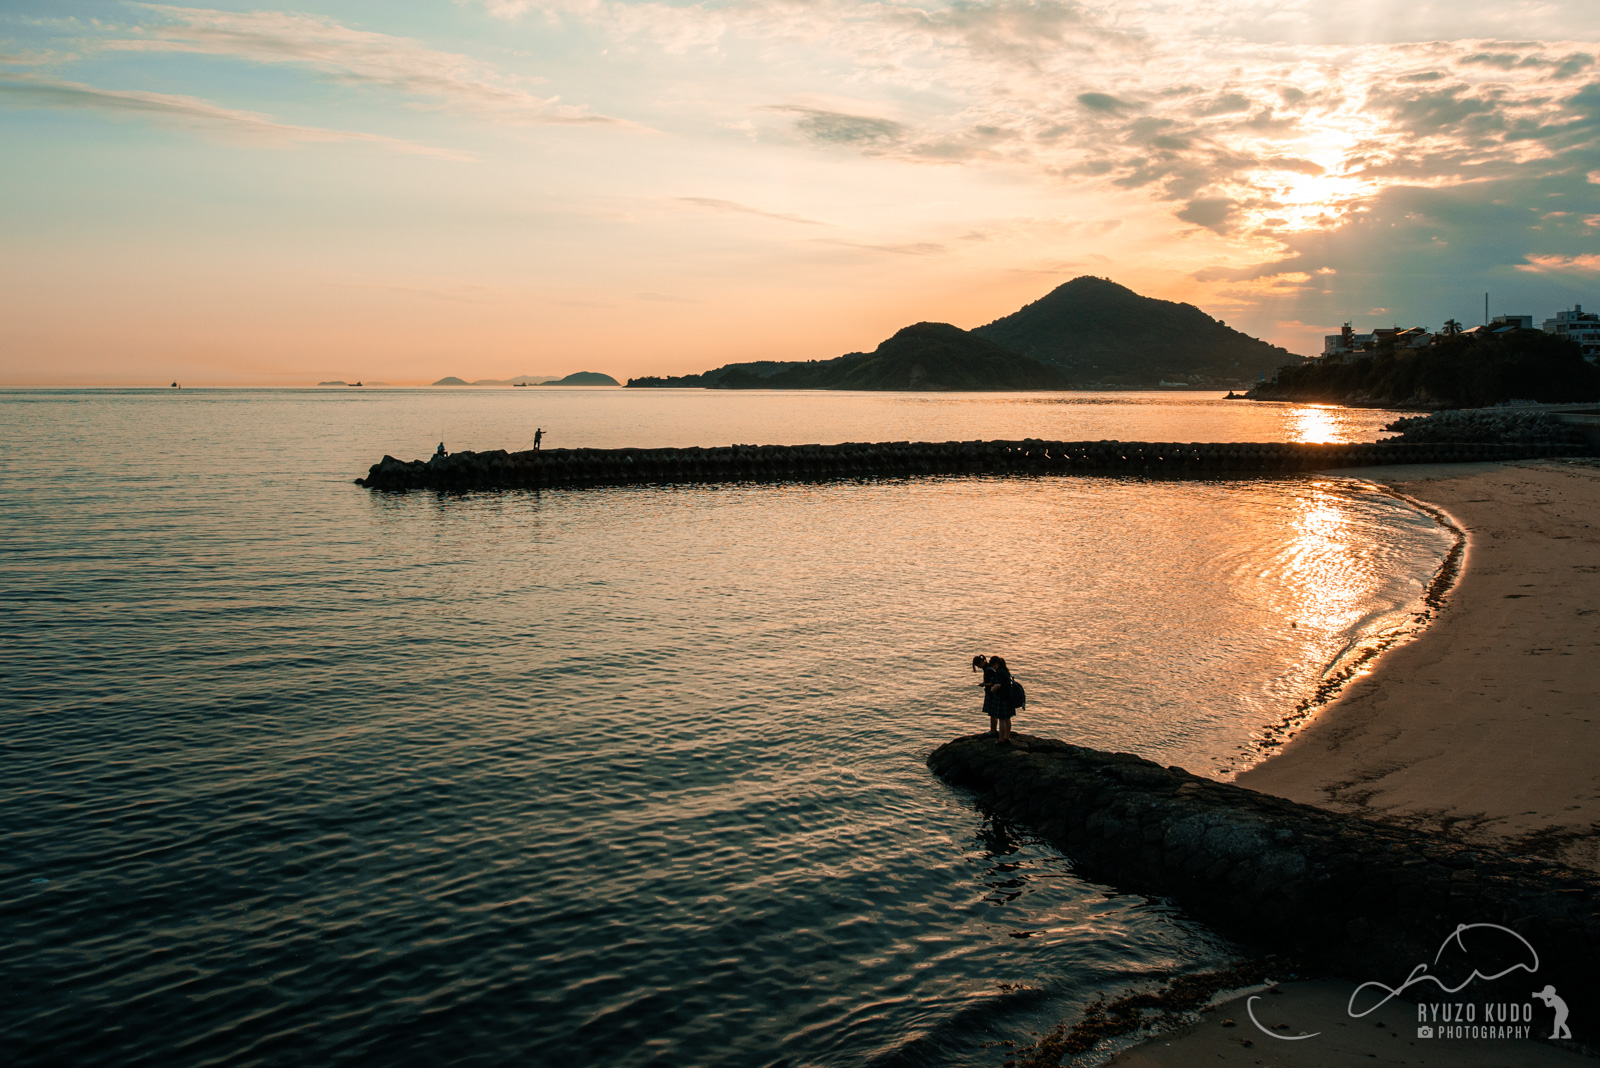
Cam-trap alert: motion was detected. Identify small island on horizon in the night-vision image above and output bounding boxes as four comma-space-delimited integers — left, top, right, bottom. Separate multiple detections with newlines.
431, 371, 620, 387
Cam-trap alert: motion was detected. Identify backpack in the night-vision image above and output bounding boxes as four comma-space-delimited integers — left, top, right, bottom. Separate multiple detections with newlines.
1008, 679, 1026, 710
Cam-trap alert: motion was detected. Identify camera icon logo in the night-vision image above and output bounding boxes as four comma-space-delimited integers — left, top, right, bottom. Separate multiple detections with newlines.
1416, 1026, 1434, 1039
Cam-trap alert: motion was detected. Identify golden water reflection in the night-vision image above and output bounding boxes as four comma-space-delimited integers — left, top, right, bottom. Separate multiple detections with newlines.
1285, 405, 1342, 444
1279, 485, 1367, 634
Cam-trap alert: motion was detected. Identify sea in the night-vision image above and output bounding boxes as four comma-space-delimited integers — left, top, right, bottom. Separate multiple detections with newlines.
1, 388, 1455, 1067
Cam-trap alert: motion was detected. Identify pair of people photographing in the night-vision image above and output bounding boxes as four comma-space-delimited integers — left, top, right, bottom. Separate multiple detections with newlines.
971, 655, 1024, 745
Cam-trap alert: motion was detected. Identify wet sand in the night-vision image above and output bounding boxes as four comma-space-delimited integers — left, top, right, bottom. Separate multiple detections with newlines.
1110, 459, 1600, 1066
1237, 459, 1600, 869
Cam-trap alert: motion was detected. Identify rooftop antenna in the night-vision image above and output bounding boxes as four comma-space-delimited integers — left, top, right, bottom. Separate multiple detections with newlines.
1485, 292, 1489, 326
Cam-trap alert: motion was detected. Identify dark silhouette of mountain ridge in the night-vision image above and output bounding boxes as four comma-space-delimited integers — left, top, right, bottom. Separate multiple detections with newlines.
629, 322, 1069, 390
625, 277, 1297, 390
971, 276, 1298, 386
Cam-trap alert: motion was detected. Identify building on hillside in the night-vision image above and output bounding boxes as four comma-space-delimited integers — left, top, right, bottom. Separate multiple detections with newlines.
1493, 314, 1534, 330
1320, 322, 1437, 358
1322, 323, 1372, 358
1542, 305, 1600, 361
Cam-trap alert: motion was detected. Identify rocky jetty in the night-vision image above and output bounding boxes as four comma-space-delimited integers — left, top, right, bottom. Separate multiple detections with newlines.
1385, 407, 1590, 446
356, 438, 1581, 491
928, 733, 1600, 1009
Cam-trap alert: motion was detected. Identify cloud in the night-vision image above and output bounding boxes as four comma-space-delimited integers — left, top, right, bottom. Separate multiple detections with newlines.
0, 50, 74, 67
1176, 197, 1240, 232
1518, 253, 1600, 273
1205, 166, 1600, 336
1077, 92, 1135, 113
0, 72, 472, 159
676, 197, 826, 226
892, 0, 1124, 63
1195, 92, 1251, 116
106, 4, 617, 124
768, 105, 906, 147
818, 238, 947, 256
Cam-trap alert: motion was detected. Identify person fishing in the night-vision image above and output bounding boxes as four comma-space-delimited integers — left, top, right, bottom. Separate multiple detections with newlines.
533, 428, 543, 450
434, 442, 448, 458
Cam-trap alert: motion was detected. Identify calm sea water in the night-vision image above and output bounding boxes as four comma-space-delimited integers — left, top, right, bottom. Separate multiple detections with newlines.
2, 390, 1450, 1067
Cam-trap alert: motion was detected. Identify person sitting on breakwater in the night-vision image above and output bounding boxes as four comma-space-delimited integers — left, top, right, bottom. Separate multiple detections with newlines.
985, 655, 1015, 745
435, 442, 448, 458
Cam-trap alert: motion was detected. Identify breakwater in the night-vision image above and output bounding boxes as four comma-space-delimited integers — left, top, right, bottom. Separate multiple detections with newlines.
356, 439, 1580, 490
928, 734, 1600, 1010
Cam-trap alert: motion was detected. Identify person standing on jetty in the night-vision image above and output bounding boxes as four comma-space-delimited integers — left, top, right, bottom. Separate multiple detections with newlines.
985, 656, 1015, 745
533, 428, 543, 449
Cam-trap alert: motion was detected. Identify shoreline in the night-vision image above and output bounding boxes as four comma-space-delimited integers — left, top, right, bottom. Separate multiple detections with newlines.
1102, 458, 1600, 1066
1236, 458, 1600, 866
1243, 475, 1472, 763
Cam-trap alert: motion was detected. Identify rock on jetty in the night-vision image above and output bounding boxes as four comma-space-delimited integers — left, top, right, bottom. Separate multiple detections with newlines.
356, 439, 1581, 491
928, 733, 1600, 1009
1384, 408, 1591, 446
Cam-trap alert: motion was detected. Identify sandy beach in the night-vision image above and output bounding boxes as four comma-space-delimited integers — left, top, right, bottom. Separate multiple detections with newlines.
1106, 458, 1600, 1067
1238, 458, 1600, 869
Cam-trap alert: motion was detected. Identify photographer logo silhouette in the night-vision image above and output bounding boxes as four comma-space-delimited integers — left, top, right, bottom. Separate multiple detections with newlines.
1532, 985, 1571, 1040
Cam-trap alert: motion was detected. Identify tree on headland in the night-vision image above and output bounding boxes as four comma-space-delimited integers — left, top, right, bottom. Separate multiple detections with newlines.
1442, 319, 1463, 336
1250, 331, 1599, 408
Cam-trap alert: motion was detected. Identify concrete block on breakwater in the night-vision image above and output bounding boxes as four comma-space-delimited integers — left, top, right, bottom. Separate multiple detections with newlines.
355, 438, 1584, 491
927, 733, 1600, 1010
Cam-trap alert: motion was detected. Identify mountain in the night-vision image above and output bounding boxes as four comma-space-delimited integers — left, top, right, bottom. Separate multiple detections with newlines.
627, 323, 1069, 391
755, 322, 1068, 390
627, 277, 1297, 391
432, 376, 469, 386
538, 371, 620, 386
971, 276, 1299, 386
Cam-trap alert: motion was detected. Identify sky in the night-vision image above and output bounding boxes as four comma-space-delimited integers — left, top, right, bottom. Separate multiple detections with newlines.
2, 1, 1598, 385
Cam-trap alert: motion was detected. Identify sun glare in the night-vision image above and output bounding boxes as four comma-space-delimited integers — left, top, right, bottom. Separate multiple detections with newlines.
1286, 405, 1342, 444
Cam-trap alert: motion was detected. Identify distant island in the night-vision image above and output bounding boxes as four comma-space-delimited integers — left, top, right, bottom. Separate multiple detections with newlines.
626, 276, 1298, 391
538, 371, 620, 386
1248, 330, 1600, 408
432, 372, 619, 387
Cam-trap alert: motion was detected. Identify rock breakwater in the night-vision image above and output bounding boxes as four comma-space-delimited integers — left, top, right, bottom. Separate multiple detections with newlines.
357, 439, 1581, 491
928, 733, 1600, 1010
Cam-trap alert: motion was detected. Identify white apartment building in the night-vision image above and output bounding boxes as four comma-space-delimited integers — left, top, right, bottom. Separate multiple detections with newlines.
1542, 305, 1600, 360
